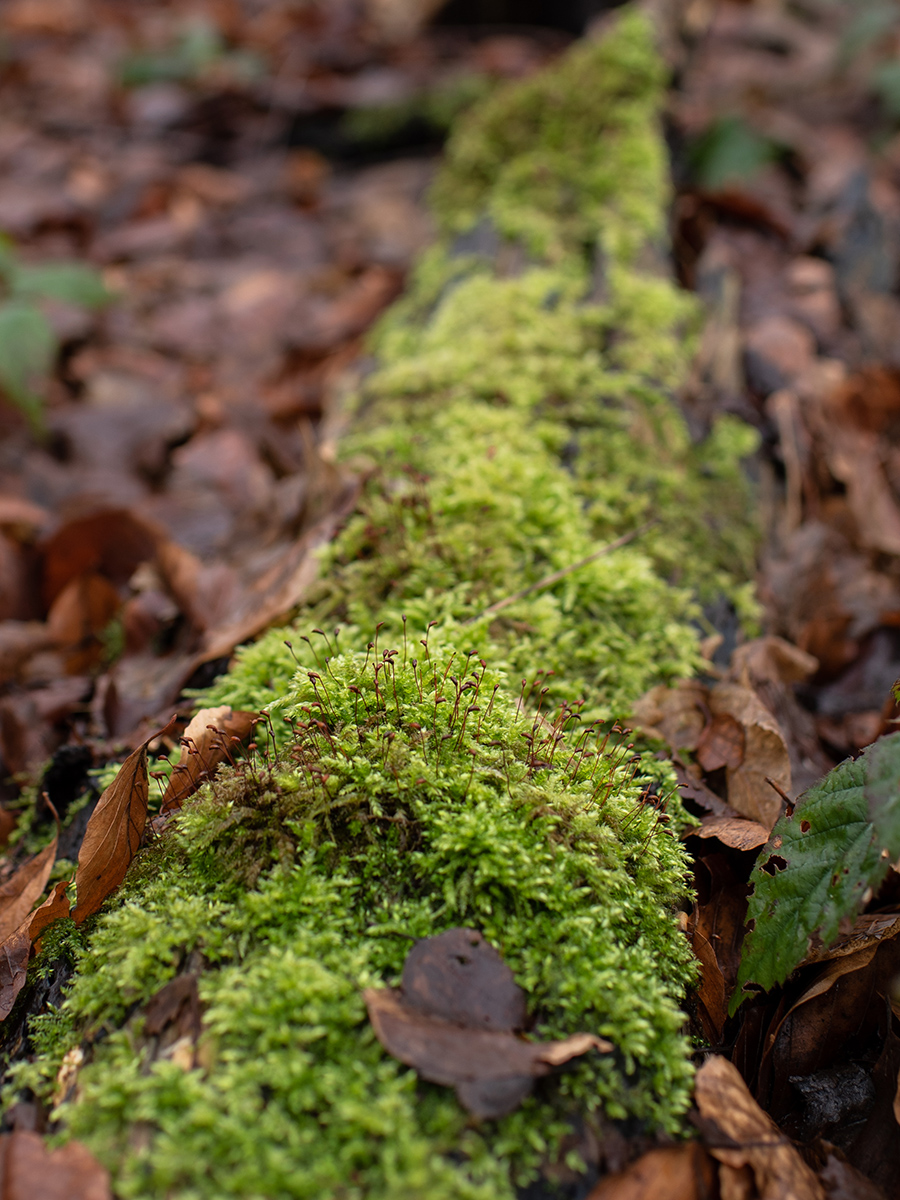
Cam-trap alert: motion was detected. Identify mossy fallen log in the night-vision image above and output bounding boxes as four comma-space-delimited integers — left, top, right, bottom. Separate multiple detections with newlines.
7, 10, 759, 1197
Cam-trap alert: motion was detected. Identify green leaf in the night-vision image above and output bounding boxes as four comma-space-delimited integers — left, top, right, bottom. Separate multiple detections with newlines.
865, 731, 900, 858
12, 263, 111, 308
731, 735, 900, 1013
0, 301, 55, 430
690, 117, 779, 190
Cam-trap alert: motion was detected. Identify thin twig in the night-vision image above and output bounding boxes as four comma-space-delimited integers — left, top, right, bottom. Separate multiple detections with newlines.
466, 519, 658, 625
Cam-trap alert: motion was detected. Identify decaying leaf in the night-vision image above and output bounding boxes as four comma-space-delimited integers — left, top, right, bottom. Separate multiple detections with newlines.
709, 685, 790, 830
0, 831, 57, 944
0, 928, 32, 1022
631, 680, 708, 752
586, 1143, 717, 1200
72, 717, 174, 925
696, 712, 745, 773
160, 706, 258, 815
689, 856, 750, 1046
0, 1128, 111, 1200
694, 815, 770, 852
364, 928, 612, 1119
29, 880, 71, 947
694, 1056, 825, 1200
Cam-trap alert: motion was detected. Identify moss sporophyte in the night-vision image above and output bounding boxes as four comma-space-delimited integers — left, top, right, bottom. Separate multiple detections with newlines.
9, 9, 760, 1197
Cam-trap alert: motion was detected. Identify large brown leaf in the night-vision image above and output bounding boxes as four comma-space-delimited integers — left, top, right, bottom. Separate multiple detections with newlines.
365, 928, 611, 1119
160, 706, 257, 815
0, 832, 57, 944
0, 1129, 111, 1200
0, 879, 72, 1021
73, 718, 174, 925
586, 1144, 717, 1200
694, 1056, 825, 1200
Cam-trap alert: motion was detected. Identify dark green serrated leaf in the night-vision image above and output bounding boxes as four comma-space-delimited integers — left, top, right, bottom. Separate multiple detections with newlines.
12, 263, 111, 309
731, 743, 894, 1013
866, 731, 900, 860
0, 301, 55, 430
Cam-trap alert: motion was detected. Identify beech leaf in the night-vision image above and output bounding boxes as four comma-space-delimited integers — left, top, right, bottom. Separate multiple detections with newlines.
364, 928, 612, 1119
160, 706, 257, 815
0, 928, 31, 1021
694, 1057, 825, 1199
73, 718, 174, 925
0, 832, 57, 944
0, 1129, 111, 1200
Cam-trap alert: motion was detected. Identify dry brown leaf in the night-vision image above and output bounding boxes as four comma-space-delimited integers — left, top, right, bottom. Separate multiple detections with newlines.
0, 832, 57, 944
694, 1056, 825, 1199
364, 987, 611, 1119
0, 1128, 111, 1200
73, 718, 174, 925
694, 815, 770, 852
30, 880, 71, 947
697, 713, 745, 772
586, 1143, 717, 1200
364, 928, 611, 1119
160, 706, 258, 815
0, 928, 32, 1021
631, 681, 708, 752
708, 684, 791, 829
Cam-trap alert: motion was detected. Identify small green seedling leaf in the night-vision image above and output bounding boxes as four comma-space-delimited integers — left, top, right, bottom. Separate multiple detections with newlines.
13, 263, 111, 309
691, 116, 779, 190
731, 732, 900, 1014
0, 300, 55, 430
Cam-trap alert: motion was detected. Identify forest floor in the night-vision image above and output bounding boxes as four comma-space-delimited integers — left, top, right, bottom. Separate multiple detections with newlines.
2, 0, 900, 1197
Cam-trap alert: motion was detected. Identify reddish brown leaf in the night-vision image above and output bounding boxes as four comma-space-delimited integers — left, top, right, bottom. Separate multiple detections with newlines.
0, 1129, 111, 1200
40, 509, 159, 610
694, 1056, 825, 1199
708, 684, 791, 830
0, 928, 31, 1021
0, 832, 57, 944
696, 712, 745, 772
30, 880, 71, 947
160, 706, 258, 815
586, 1143, 717, 1200
73, 718, 174, 925
688, 857, 750, 1047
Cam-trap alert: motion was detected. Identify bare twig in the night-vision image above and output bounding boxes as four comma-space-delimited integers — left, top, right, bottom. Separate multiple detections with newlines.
466, 520, 658, 626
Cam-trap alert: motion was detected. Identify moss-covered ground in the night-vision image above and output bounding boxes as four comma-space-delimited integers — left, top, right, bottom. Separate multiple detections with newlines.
7, 10, 760, 1197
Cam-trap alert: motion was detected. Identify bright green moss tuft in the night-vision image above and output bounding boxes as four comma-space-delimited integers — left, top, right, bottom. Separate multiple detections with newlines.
28, 647, 695, 1198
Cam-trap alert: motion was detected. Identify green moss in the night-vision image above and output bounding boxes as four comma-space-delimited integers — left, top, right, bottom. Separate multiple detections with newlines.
28, 647, 695, 1198
10, 10, 760, 1195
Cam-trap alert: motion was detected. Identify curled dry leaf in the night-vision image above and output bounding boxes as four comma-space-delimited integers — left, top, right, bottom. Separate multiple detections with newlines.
696, 712, 745, 772
631, 680, 708, 752
585, 1143, 717, 1200
160, 705, 258, 815
30, 880, 71, 949
364, 928, 611, 1119
709, 684, 791, 830
73, 717, 175, 925
0, 831, 57, 944
694, 1056, 825, 1200
0, 928, 32, 1022
0, 1128, 111, 1200
365, 988, 610, 1119
694, 815, 770, 852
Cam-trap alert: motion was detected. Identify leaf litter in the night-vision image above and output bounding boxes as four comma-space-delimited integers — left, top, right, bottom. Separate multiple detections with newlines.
2, 0, 900, 1194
